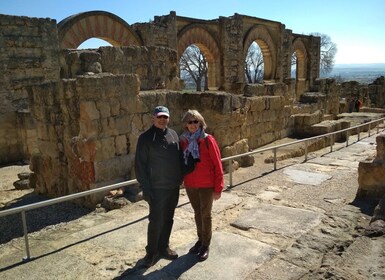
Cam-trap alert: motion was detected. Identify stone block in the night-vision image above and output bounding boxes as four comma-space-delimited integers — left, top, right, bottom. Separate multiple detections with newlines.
95, 137, 116, 161
249, 97, 266, 112
96, 101, 111, 118
80, 101, 100, 121
375, 134, 385, 162
357, 161, 385, 201
70, 136, 96, 162
110, 98, 120, 116
94, 155, 132, 183
13, 179, 30, 190
115, 135, 128, 155
100, 117, 117, 137
267, 96, 282, 110
79, 119, 99, 138
37, 139, 59, 158
115, 116, 131, 134
303, 110, 322, 126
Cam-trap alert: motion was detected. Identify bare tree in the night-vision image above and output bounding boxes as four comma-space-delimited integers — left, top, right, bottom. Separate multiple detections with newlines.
311, 33, 337, 74
179, 45, 208, 91
245, 42, 264, 83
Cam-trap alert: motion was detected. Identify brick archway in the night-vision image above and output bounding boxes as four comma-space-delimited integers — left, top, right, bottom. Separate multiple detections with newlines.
291, 38, 309, 98
178, 25, 221, 89
243, 25, 276, 81
292, 38, 308, 80
58, 11, 142, 49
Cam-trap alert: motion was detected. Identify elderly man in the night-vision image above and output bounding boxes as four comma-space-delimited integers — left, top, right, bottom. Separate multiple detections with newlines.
135, 105, 183, 267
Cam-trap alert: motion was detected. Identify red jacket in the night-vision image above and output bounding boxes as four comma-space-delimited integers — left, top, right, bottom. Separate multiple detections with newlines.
180, 134, 224, 193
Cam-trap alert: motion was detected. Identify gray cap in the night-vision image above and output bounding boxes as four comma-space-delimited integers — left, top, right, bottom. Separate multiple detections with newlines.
153, 106, 170, 117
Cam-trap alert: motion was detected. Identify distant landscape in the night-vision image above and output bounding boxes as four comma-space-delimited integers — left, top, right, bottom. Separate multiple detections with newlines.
322, 63, 385, 84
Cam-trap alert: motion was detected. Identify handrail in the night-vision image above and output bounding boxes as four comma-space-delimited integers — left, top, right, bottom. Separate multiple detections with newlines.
0, 115, 384, 262
0, 179, 139, 261
222, 116, 385, 187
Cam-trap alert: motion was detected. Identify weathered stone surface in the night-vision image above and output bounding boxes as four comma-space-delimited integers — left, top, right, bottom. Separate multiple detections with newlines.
231, 203, 322, 238
17, 172, 31, 180
375, 134, 385, 161
13, 179, 30, 190
283, 168, 332, 186
101, 196, 131, 211
357, 161, 385, 200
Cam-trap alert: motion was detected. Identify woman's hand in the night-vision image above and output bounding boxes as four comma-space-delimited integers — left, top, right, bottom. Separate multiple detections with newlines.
213, 192, 221, 200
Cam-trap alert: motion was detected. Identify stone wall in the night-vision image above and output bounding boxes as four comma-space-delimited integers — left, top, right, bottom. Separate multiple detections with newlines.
60, 46, 182, 91
29, 68, 292, 206
0, 15, 60, 165
368, 76, 385, 108
132, 11, 178, 50
2, 13, 385, 208
357, 134, 385, 201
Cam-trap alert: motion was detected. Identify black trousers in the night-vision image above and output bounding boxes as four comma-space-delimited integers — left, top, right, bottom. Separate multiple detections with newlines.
146, 187, 179, 255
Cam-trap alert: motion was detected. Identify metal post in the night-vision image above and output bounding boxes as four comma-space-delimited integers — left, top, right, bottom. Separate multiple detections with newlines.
304, 141, 308, 162
357, 127, 360, 141
21, 211, 31, 261
330, 134, 333, 152
273, 148, 277, 170
346, 130, 349, 147
368, 123, 371, 137
228, 159, 233, 188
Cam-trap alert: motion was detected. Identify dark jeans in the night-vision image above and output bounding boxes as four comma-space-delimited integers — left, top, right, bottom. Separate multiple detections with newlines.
146, 187, 179, 255
186, 187, 214, 247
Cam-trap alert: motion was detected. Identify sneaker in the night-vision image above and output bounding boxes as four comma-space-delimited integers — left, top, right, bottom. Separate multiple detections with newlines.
142, 254, 157, 267
197, 246, 209, 262
160, 247, 178, 260
188, 241, 202, 254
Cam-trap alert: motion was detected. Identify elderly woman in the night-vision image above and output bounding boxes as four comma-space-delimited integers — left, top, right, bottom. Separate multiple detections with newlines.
180, 109, 224, 261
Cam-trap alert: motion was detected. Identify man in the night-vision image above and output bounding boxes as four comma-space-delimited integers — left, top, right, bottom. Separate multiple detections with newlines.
135, 105, 183, 267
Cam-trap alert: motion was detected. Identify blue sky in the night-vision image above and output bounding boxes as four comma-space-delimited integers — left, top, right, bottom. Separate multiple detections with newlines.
1, 0, 384, 64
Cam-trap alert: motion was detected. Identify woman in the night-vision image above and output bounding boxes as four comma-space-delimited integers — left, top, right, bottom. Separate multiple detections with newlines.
180, 109, 224, 261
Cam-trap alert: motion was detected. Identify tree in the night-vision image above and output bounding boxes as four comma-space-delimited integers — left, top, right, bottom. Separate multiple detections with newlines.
179, 45, 208, 91
245, 42, 264, 83
312, 33, 337, 75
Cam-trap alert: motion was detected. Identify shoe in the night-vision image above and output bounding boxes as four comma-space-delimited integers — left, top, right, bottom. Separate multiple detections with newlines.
197, 246, 209, 262
188, 241, 202, 254
160, 247, 178, 260
142, 254, 157, 267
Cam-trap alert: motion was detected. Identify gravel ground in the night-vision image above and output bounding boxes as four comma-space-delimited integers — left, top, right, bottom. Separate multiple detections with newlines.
0, 164, 91, 245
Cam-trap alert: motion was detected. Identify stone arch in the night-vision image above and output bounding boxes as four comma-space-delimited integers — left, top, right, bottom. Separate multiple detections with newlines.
243, 25, 276, 81
177, 25, 221, 89
291, 38, 308, 80
58, 11, 142, 49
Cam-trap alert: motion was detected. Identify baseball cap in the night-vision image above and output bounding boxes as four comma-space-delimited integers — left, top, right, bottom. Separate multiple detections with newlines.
153, 106, 170, 117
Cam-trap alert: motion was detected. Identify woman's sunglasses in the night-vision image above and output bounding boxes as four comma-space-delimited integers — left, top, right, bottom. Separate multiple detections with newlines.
188, 120, 199, 124
156, 115, 169, 119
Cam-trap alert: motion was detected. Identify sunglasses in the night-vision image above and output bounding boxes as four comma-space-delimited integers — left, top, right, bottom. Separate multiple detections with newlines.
188, 120, 199, 124
156, 115, 169, 119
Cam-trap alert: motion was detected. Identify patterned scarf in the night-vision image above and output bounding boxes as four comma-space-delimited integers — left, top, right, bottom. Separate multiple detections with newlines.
182, 127, 204, 165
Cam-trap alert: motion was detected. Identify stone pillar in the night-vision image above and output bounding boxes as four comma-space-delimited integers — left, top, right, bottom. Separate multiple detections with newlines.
356, 134, 385, 201
0, 14, 60, 165
220, 14, 245, 94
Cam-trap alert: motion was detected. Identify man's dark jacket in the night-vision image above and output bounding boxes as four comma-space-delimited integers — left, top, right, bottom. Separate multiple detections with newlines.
135, 125, 183, 193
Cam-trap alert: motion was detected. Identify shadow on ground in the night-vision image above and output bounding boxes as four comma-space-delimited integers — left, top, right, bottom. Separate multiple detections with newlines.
114, 254, 199, 280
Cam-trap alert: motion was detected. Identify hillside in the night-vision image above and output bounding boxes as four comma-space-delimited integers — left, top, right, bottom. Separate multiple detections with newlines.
322, 63, 385, 84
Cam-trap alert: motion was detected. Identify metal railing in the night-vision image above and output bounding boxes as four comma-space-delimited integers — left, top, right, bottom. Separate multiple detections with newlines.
0, 116, 384, 262
224, 117, 385, 187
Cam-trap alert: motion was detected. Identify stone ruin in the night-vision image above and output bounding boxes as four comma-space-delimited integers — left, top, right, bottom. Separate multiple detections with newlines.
1, 11, 385, 207
357, 134, 385, 235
